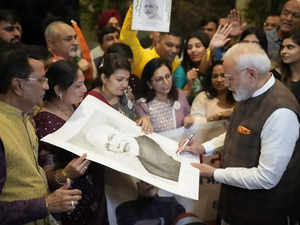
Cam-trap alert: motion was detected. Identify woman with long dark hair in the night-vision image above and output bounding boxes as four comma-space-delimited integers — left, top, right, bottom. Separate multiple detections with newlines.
280, 30, 300, 103
189, 61, 235, 123
34, 60, 108, 225
173, 24, 233, 102
173, 31, 210, 100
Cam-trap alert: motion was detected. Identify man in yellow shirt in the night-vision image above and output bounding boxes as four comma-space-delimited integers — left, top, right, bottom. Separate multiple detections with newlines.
120, 5, 181, 78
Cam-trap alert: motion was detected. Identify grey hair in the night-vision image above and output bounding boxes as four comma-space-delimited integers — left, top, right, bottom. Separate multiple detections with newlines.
223, 43, 271, 76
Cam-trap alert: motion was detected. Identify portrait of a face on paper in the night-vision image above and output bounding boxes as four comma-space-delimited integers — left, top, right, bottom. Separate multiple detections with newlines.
143, 0, 161, 20
68, 112, 180, 181
41, 95, 199, 200
132, 0, 172, 32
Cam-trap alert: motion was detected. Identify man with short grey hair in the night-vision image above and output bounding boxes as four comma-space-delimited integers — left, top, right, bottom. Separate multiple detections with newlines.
179, 43, 300, 224
45, 21, 89, 72
45, 21, 80, 61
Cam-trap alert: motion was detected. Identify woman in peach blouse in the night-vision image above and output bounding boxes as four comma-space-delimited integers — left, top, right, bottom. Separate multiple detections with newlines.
189, 61, 235, 124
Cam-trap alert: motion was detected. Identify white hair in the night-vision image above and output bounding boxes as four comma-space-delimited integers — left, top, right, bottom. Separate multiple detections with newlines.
224, 43, 271, 76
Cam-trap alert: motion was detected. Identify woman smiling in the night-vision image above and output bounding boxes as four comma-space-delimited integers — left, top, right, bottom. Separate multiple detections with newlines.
136, 58, 190, 132
280, 30, 300, 103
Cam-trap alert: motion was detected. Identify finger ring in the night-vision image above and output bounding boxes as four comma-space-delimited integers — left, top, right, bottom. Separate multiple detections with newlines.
71, 201, 74, 208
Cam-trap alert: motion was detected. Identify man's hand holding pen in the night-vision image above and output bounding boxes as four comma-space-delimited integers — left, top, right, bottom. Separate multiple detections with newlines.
177, 135, 216, 178
176, 135, 205, 155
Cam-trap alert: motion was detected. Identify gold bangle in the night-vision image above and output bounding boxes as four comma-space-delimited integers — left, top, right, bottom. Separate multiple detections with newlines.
206, 48, 211, 62
218, 112, 222, 119
61, 169, 68, 179
55, 169, 67, 185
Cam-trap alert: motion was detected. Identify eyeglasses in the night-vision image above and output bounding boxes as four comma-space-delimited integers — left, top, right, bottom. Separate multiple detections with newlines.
26, 76, 48, 84
152, 74, 172, 83
224, 68, 248, 83
281, 8, 300, 19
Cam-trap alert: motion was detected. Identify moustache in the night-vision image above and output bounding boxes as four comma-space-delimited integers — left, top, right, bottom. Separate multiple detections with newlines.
10, 37, 20, 43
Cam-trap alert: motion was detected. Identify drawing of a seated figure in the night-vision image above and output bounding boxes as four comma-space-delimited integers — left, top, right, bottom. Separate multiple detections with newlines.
85, 125, 180, 181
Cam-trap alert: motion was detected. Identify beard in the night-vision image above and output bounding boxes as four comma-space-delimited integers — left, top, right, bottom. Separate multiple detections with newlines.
232, 88, 252, 102
68, 45, 80, 58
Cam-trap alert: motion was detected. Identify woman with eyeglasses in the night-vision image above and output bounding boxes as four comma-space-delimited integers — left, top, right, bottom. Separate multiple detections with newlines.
136, 58, 191, 132
34, 60, 108, 225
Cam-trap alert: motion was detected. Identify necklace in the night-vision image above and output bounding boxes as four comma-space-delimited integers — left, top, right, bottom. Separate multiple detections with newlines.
56, 106, 73, 119
46, 101, 74, 120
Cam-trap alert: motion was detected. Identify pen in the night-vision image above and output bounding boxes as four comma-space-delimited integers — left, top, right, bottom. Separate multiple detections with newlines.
177, 133, 195, 155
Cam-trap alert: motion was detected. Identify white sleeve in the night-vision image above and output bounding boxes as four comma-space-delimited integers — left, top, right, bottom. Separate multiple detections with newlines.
213, 108, 299, 190
202, 132, 226, 155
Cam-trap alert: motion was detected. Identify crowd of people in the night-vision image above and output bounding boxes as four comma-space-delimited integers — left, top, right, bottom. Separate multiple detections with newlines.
1, 0, 300, 225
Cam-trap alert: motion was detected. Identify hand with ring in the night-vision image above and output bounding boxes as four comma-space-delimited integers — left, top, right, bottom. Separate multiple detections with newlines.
46, 179, 82, 213
71, 200, 76, 209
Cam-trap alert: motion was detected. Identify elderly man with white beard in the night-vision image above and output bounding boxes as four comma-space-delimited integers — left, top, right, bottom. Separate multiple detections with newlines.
178, 43, 300, 225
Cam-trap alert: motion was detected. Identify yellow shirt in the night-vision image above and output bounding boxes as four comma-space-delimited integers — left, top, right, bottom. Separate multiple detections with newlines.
120, 5, 181, 78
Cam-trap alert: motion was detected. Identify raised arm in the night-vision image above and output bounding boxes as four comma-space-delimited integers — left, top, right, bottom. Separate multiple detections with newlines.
120, 5, 145, 69
198, 23, 232, 74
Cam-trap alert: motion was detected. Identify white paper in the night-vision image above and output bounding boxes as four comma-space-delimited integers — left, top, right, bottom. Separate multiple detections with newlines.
132, 0, 172, 32
41, 95, 199, 200
159, 122, 226, 222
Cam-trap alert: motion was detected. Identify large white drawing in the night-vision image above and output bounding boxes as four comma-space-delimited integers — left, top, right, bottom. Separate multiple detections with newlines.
42, 95, 199, 199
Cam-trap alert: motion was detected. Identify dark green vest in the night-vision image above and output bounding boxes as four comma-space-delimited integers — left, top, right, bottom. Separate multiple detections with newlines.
220, 81, 300, 224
